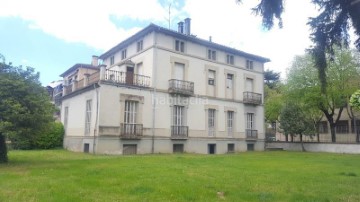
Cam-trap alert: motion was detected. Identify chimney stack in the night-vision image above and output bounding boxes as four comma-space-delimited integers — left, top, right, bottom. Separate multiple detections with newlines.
209, 36, 212, 42
178, 21, 184, 34
184, 18, 191, 35
91, 55, 99, 66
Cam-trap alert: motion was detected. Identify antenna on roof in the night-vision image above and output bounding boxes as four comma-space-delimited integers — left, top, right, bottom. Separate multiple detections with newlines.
168, 3, 171, 29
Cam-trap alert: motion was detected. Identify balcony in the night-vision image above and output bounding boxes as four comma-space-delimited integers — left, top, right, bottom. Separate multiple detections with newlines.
243, 92, 262, 105
171, 126, 188, 139
168, 79, 194, 96
105, 70, 150, 87
246, 129, 258, 140
62, 69, 151, 96
120, 123, 143, 139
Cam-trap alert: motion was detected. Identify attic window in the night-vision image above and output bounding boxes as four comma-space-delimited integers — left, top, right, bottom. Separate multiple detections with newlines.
110, 56, 115, 65
121, 49, 127, 60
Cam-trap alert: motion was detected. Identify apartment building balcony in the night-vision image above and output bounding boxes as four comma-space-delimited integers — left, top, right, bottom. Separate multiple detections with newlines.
120, 123, 143, 139
171, 126, 188, 139
168, 79, 194, 96
243, 92, 262, 105
63, 68, 151, 96
246, 129, 258, 140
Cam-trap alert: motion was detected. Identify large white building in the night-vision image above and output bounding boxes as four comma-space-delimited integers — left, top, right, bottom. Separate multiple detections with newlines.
60, 19, 270, 154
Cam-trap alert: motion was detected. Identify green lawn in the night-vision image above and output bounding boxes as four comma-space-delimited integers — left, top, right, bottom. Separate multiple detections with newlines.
0, 150, 359, 202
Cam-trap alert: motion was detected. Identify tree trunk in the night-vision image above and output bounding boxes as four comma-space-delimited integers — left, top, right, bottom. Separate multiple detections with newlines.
330, 124, 336, 142
317, 132, 320, 142
290, 134, 294, 142
285, 133, 288, 142
0, 133, 8, 163
300, 134, 303, 142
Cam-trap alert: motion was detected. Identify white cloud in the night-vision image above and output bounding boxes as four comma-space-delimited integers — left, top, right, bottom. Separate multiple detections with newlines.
0, 0, 319, 78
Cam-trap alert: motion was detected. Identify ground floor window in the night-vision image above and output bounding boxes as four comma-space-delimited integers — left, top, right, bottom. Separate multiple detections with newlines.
247, 143, 254, 151
84, 143, 90, 153
227, 143, 235, 153
173, 144, 184, 153
123, 144, 137, 155
208, 144, 216, 154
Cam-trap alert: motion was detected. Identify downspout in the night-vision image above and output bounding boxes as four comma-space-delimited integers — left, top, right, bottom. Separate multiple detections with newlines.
151, 30, 158, 154
93, 83, 100, 154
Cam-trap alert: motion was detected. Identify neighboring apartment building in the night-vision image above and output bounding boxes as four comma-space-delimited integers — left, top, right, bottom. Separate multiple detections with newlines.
60, 19, 270, 154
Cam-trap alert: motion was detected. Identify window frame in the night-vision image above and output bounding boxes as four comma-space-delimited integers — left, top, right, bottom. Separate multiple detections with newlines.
246, 60, 254, 70
137, 40, 143, 52
207, 49, 216, 60
227, 111, 234, 136
110, 56, 115, 65
226, 54, 234, 65
208, 70, 216, 85
208, 109, 216, 136
175, 39, 185, 52
85, 100, 92, 136
121, 49, 127, 60
226, 73, 233, 89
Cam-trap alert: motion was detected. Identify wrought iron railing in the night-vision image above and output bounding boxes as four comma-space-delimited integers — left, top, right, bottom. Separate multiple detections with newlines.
168, 79, 194, 96
171, 126, 188, 139
105, 70, 150, 87
243, 92, 262, 105
246, 129, 258, 139
120, 123, 143, 139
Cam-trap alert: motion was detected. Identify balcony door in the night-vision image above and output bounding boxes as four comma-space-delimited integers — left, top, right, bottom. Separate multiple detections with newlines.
124, 101, 137, 134
173, 105, 185, 136
246, 113, 254, 130
173, 63, 185, 80
126, 66, 134, 85
246, 78, 253, 92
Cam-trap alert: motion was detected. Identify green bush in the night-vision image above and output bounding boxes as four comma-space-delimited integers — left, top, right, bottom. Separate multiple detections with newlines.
34, 122, 64, 149
0, 133, 8, 163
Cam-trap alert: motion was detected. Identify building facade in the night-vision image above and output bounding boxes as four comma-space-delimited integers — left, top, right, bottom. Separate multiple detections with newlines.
60, 20, 270, 154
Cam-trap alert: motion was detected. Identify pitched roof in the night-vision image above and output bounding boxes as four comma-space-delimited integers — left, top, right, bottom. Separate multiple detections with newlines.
60, 64, 99, 77
99, 23, 270, 63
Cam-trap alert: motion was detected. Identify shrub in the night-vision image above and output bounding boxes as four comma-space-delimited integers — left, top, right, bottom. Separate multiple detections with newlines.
35, 122, 64, 149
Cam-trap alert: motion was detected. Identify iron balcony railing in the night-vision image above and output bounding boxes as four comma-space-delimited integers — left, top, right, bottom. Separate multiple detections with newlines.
120, 123, 143, 139
171, 126, 189, 139
246, 129, 258, 139
105, 70, 150, 87
168, 79, 194, 96
243, 92, 262, 105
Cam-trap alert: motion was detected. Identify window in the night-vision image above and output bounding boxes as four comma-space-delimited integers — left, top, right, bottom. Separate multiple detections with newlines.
137, 40, 143, 52
173, 105, 184, 126
175, 39, 185, 52
336, 120, 349, 134
207, 49, 216, 60
208, 70, 216, 85
110, 56, 114, 65
351, 120, 360, 133
246, 113, 254, 130
208, 144, 216, 154
124, 101, 138, 134
84, 143, 90, 153
227, 144, 235, 153
318, 121, 328, 133
173, 144, 184, 153
208, 109, 216, 136
246, 60, 253, 70
124, 101, 137, 124
123, 144, 137, 155
85, 100, 92, 136
64, 107, 69, 133
227, 54, 234, 65
121, 49, 127, 60
247, 143, 254, 151
227, 111, 234, 136
226, 74, 233, 89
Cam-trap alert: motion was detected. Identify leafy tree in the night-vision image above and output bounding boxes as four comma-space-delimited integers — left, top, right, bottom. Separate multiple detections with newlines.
35, 122, 64, 149
0, 54, 55, 150
238, 0, 360, 93
264, 69, 280, 89
286, 48, 360, 142
279, 103, 316, 150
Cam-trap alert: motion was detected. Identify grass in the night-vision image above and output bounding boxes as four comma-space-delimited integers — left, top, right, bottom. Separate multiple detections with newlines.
1, 150, 360, 202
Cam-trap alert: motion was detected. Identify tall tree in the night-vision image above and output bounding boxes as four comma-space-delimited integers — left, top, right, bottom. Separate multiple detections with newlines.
264, 69, 280, 89
286, 48, 360, 142
0, 54, 55, 150
238, 0, 360, 92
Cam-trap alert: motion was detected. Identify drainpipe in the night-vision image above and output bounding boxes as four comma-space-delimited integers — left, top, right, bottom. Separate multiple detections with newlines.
151, 30, 158, 154
93, 83, 100, 154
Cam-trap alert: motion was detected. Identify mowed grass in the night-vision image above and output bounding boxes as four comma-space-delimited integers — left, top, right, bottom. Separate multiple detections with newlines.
1, 150, 360, 202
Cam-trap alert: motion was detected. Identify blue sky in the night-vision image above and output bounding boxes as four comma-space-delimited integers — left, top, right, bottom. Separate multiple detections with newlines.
0, 0, 319, 85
